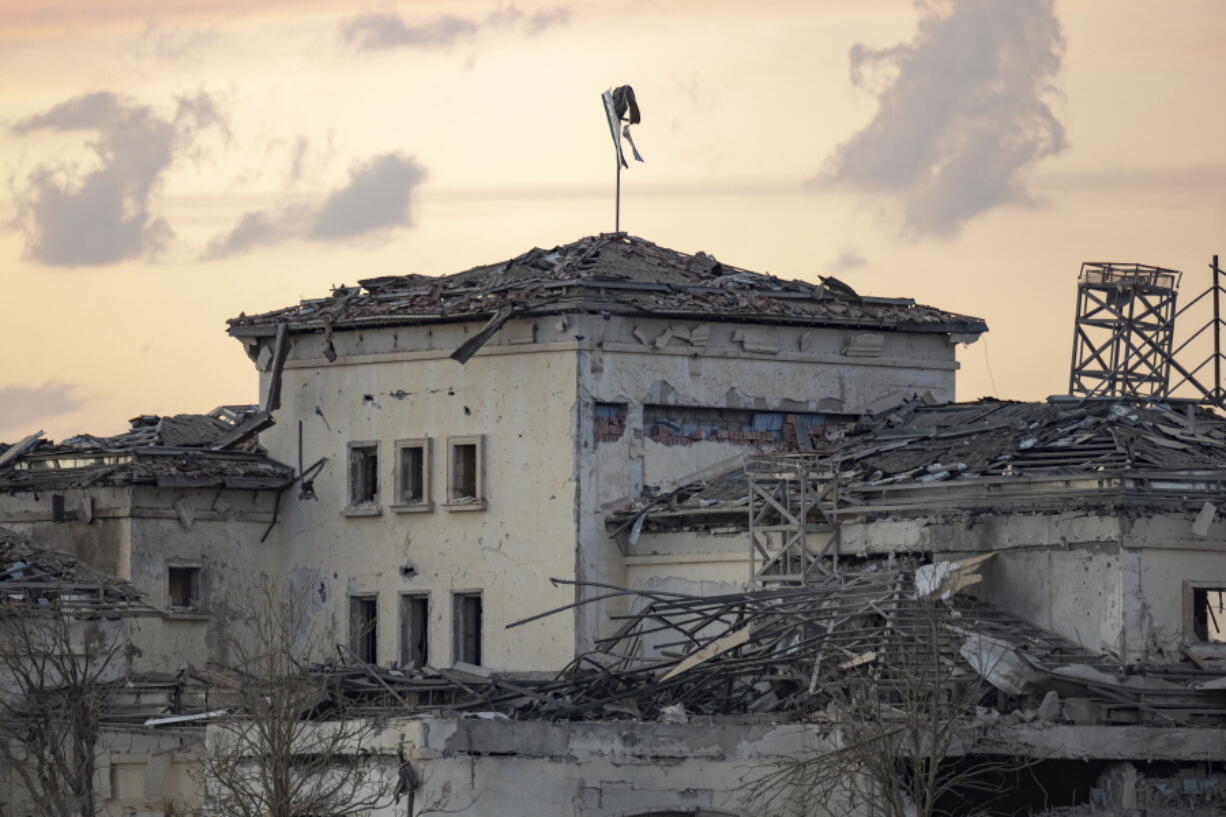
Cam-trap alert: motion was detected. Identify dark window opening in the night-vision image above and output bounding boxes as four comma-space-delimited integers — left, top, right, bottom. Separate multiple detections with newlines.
452, 444, 478, 500
454, 593, 482, 666
168, 566, 201, 610
642, 405, 830, 448
349, 596, 378, 664
594, 403, 627, 444
400, 594, 429, 668
398, 444, 426, 505
349, 444, 378, 506
51, 494, 67, 522
1193, 588, 1226, 642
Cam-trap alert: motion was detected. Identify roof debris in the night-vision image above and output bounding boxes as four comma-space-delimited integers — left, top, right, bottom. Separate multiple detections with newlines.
0, 526, 151, 613
227, 234, 987, 337
304, 565, 1226, 726
614, 397, 1226, 530
0, 405, 293, 492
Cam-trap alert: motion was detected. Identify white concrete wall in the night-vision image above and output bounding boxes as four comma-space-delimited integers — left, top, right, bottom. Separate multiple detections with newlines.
257, 321, 580, 672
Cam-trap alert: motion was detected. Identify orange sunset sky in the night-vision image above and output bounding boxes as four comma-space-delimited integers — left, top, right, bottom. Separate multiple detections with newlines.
1, 0, 1224, 442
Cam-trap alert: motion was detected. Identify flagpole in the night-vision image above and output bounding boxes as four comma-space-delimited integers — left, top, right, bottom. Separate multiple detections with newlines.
615, 153, 621, 233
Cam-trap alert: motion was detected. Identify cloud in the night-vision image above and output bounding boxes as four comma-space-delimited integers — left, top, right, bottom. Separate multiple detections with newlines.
525, 6, 569, 34
340, 5, 570, 51
205, 152, 427, 258
10, 91, 226, 266
138, 22, 220, 62
0, 382, 85, 439
828, 248, 867, 272
340, 12, 479, 50
815, 0, 1067, 237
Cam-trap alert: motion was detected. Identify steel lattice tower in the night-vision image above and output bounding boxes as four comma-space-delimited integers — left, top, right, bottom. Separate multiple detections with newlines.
1068, 263, 1182, 399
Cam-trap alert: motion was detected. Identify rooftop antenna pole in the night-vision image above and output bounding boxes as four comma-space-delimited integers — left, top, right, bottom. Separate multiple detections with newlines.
616, 150, 621, 232
601, 85, 643, 234
1215, 254, 1222, 403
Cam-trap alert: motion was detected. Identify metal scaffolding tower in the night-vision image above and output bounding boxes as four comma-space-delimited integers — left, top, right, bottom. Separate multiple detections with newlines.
747, 454, 841, 588
1068, 256, 1226, 408
1068, 262, 1181, 399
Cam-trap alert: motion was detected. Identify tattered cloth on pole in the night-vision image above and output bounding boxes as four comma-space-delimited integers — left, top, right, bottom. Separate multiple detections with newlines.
602, 84, 644, 168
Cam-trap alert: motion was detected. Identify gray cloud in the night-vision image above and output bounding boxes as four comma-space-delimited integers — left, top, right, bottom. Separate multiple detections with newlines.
340, 5, 569, 51
10, 91, 225, 266
138, 22, 220, 62
205, 152, 427, 258
816, 0, 1066, 237
525, 6, 569, 34
0, 382, 85, 439
828, 248, 867, 272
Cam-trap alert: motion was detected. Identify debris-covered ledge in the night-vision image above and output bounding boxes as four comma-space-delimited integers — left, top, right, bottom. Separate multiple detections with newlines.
609, 397, 1226, 539
0, 406, 294, 494
298, 561, 1226, 729
226, 234, 988, 342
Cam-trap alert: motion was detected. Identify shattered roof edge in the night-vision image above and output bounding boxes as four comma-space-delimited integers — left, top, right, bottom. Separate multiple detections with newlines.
227, 304, 989, 338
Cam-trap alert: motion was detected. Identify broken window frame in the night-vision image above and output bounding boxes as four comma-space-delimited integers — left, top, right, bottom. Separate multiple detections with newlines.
594, 402, 628, 445
452, 591, 483, 667
349, 594, 379, 664
445, 435, 486, 510
167, 564, 204, 613
1185, 581, 1226, 644
345, 441, 381, 516
399, 592, 430, 669
392, 438, 431, 512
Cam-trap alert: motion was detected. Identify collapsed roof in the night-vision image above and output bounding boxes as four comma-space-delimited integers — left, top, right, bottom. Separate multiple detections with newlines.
315, 561, 1226, 727
0, 526, 150, 613
616, 397, 1226, 531
0, 406, 294, 493
227, 233, 988, 337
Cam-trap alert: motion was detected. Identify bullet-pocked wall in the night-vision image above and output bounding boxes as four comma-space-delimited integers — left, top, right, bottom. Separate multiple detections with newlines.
255, 318, 581, 672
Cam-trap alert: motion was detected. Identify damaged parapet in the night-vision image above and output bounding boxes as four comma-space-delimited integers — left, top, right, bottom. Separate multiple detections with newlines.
226, 233, 987, 361
0, 406, 294, 493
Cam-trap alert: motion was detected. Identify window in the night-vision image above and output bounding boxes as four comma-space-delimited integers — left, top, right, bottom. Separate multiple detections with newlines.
393, 438, 431, 511
446, 435, 485, 509
594, 403, 627, 444
399, 594, 429, 668
349, 596, 378, 664
167, 566, 202, 611
1192, 587, 1226, 643
453, 592, 483, 666
641, 405, 829, 448
347, 442, 380, 512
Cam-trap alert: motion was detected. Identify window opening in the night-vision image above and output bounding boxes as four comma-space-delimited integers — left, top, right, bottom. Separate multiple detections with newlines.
348, 443, 379, 506
400, 594, 429, 668
349, 596, 378, 663
594, 403, 627, 444
168, 566, 202, 610
1193, 588, 1226, 642
446, 436, 484, 506
395, 440, 429, 507
642, 405, 829, 447
454, 593, 483, 666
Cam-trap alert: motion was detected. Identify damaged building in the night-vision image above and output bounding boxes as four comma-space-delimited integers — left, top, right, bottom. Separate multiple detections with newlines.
224, 232, 986, 669
3, 233, 1225, 816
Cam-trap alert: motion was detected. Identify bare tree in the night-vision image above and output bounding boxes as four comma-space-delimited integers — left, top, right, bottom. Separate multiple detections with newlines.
747, 594, 1032, 817
0, 602, 130, 817
199, 574, 396, 817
